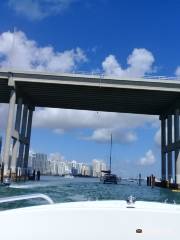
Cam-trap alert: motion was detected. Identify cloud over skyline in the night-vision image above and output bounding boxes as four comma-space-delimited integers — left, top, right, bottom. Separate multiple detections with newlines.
83, 128, 137, 144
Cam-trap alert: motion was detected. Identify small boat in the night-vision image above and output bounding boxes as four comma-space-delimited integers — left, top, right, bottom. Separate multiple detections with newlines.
101, 134, 119, 184
0, 177, 11, 186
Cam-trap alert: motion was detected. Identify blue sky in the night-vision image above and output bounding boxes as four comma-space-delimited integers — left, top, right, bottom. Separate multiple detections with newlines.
0, 0, 180, 178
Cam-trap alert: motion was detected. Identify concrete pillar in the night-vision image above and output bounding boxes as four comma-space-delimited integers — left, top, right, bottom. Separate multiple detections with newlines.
174, 109, 180, 184
23, 107, 34, 171
17, 105, 28, 170
3, 89, 16, 175
167, 115, 173, 182
161, 115, 166, 181
11, 98, 23, 173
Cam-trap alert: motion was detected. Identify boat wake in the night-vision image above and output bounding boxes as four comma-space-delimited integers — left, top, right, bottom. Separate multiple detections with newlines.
69, 194, 88, 201
10, 182, 52, 189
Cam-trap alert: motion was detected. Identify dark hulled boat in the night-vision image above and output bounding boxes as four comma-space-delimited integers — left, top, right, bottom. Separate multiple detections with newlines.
101, 170, 118, 184
101, 134, 119, 184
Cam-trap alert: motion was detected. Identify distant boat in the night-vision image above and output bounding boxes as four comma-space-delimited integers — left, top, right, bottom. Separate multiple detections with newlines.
101, 170, 118, 184
0, 177, 11, 187
101, 134, 119, 184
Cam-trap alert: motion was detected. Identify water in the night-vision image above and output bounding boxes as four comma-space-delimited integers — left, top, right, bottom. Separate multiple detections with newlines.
0, 176, 180, 210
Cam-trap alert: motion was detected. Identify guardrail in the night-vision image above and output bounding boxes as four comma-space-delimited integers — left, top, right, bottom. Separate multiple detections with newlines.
0, 194, 54, 205
71, 71, 180, 81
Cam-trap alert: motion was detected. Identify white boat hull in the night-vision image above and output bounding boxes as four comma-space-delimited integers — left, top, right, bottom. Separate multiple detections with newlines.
0, 200, 179, 239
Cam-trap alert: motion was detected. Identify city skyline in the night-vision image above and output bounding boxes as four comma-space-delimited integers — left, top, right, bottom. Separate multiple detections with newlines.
28, 150, 107, 177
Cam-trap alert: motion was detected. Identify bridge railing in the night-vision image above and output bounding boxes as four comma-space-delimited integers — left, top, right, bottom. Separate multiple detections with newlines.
69, 70, 180, 81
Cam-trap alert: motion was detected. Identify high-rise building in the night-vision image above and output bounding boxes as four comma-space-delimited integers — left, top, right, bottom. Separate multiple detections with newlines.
92, 159, 107, 177
28, 150, 106, 177
29, 153, 48, 174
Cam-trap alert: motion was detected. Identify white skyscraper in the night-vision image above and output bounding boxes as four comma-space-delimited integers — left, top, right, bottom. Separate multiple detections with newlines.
92, 159, 107, 177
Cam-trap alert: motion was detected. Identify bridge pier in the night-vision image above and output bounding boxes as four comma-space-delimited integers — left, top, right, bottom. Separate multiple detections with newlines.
17, 105, 28, 172
11, 98, 23, 174
174, 109, 180, 184
3, 89, 16, 176
2, 83, 34, 180
167, 115, 173, 182
23, 106, 34, 177
160, 110, 180, 188
160, 115, 166, 181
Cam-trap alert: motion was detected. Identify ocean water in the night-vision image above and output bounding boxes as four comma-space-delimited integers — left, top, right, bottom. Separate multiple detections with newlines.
0, 176, 180, 210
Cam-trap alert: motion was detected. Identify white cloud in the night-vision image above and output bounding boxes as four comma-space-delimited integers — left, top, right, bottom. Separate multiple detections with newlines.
33, 108, 158, 131
102, 48, 155, 78
49, 152, 65, 162
138, 149, 156, 166
8, 0, 76, 20
0, 103, 158, 145
83, 128, 137, 144
0, 31, 86, 72
32, 108, 158, 143
154, 121, 175, 148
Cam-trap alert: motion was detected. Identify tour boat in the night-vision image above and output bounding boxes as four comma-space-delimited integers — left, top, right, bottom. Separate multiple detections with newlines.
0, 194, 179, 239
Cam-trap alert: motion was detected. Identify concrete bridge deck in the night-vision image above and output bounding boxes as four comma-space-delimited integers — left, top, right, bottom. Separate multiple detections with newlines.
1, 71, 180, 115
0, 70, 180, 186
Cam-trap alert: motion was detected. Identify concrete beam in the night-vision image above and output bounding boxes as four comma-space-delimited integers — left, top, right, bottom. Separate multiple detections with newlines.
11, 98, 23, 173
17, 105, 28, 169
23, 107, 34, 170
167, 115, 173, 182
162, 97, 180, 115
165, 141, 180, 152
174, 109, 180, 184
161, 115, 167, 180
12, 130, 29, 144
8, 72, 15, 87
3, 89, 16, 175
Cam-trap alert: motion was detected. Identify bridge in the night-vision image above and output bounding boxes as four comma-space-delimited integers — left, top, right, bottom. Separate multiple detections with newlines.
0, 70, 180, 186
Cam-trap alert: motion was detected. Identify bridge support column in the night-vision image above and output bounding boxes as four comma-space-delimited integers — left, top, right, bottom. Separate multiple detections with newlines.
23, 106, 34, 175
3, 89, 16, 176
11, 98, 23, 174
174, 109, 180, 184
17, 105, 28, 175
167, 115, 173, 182
160, 115, 167, 181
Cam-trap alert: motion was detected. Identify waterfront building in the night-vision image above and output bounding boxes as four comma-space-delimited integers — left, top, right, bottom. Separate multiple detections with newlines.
81, 164, 92, 176
92, 159, 107, 177
76, 163, 83, 175
28, 151, 106, 177
29, 153, 48, 174
48, 153, 63, 175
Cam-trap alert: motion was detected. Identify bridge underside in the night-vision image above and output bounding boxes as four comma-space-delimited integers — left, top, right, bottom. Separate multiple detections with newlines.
0, 71, 180, 185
